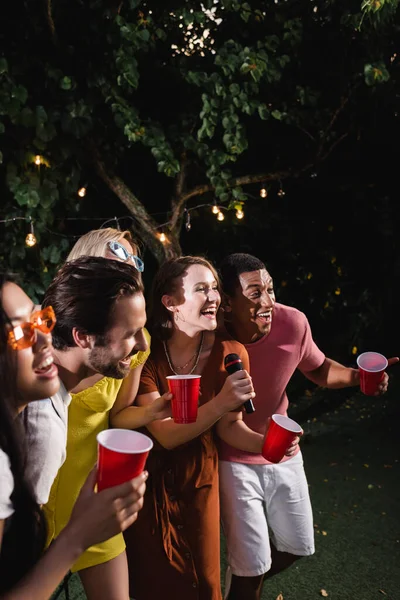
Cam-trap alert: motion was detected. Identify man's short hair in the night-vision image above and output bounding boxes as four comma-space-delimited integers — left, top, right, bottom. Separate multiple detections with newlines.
219, 253, 266, 297
43, 256, 144, 350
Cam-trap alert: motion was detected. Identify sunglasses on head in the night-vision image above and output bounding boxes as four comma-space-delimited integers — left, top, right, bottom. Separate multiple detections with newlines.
107, 241, 144, 273
7, 306, 57, 351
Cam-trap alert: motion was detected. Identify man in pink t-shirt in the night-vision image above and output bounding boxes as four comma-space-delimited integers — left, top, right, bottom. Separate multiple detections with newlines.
215, 253, 397, 600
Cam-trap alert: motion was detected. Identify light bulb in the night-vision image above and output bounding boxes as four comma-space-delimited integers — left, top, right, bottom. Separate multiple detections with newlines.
34, 155, 42, 166
236, 209, 244, 220
260, 187, 267, 198
159, 232, 166, 243
277, 189, 285, 197
25, 233, 37, 247
78, 187, 87, 198
212, 204, 219, 214
217, 211, 225, 221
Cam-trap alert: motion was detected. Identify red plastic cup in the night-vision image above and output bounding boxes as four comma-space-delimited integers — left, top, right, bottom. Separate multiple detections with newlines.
97, 429, 153, 492
262, 414, 303, 464
357, 352, 388, 396
166, 375, 201, 424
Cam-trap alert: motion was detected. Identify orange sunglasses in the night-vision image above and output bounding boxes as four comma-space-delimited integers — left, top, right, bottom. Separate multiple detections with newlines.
7, 306, 57, 351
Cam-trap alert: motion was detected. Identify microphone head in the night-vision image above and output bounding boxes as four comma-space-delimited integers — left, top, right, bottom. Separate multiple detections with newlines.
224, 353, 243, 374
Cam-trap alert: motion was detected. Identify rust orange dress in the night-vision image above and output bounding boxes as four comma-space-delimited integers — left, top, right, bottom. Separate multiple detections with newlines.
124, 331, 249, 600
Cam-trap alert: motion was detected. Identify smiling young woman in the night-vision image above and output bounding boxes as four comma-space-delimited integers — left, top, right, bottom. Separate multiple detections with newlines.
123, 256, 256, 600
0, 274, 147, 598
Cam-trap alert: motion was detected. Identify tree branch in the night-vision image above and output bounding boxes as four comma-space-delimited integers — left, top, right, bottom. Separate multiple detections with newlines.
45, 0, 57, 45
174, 163, 314, 212
88, 141, 181, 261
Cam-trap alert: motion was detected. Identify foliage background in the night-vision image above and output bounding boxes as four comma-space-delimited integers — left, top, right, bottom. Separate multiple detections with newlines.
1, 0, 399, 364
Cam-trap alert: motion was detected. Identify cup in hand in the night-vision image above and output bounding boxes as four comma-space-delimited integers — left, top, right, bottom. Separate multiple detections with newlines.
262, 414, 303, 463
97, 429, 153, 492
357, 351, 388, 396
166, 375, 201, 424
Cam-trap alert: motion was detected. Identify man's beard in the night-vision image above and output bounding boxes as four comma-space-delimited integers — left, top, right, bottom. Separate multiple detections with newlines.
88, 346, 132, 379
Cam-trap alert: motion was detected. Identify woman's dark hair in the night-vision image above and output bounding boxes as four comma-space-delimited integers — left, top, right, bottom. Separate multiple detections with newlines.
43, 255, 144, 350
0, 275, 47, 593
148, 255, 220, 341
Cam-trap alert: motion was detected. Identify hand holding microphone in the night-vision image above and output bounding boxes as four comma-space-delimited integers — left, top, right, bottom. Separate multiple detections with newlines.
224, 353, 256, 414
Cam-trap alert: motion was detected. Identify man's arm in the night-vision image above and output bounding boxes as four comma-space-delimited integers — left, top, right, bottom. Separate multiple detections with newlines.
304, 356, 399, 393
304, 357, 359, 389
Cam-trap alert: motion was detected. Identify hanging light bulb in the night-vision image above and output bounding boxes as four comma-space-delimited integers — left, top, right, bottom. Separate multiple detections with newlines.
217, 211, 225, 221
260, 186, 267, 198
185, 209, 191, 231
212, 201, 219, 215
159, 232, 167, 243
34, 155, 42, 166
236, 209, 244, 220
78, 186, 87, 198
277, 188, 285, 197
25, 219, 37, 247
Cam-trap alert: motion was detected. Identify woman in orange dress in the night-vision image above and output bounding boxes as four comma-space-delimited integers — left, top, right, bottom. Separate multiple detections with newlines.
124, 256, 255, 600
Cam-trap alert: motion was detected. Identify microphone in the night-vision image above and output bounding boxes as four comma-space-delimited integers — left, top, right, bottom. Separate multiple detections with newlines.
224, 353, 255, 414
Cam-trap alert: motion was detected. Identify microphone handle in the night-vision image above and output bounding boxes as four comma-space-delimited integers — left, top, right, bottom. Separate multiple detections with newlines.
225, 357, 255, 414
243, 397, 255, 415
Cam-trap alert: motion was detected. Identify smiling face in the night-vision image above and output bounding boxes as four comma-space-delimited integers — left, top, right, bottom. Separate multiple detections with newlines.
163, 264, 221, 336
88, 291, 148, 379
225, 269, 276, 344
2, 282, 60, 407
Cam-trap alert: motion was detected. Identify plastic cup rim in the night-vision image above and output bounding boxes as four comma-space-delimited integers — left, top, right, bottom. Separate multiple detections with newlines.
271, 413, 302, 433
97, 428, 153, 454
166, 374, 202, 380
356, 351, 388, 372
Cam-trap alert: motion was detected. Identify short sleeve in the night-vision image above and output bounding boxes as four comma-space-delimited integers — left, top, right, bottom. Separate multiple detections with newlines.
138, 357, 161, 396
130, 328, 151, 370
0, 448, 14, 519
297, 315, 325, 373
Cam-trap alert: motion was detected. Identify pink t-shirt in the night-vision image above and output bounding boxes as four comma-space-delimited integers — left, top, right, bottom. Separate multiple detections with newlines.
218, 303, 325, 465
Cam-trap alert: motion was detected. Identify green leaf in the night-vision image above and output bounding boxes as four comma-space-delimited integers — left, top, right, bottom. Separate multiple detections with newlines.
364, 62, 390, 86
60, 76, 72, 90
258, 104, 269, 120
138, 29, 150, 42
229, 83, 240, 96
271, 109, 282, 120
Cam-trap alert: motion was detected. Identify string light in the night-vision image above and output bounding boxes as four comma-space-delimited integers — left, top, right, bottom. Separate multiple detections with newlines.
184, 208, 191, 231
212, 200, 219, 215
77, 187, 87, 198
236, 209, 244, 220
159, 232, 167, 243
217, 211, 225, 221
260, 186, 267, 198
25, 218, 37, 247
277, 187, 285, 197
34, 155, 42, 166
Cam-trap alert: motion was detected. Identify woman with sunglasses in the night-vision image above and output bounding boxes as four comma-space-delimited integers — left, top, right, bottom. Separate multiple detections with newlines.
43, 228, 170, 600
124, 256, 255, 600
0, 274, 147, 598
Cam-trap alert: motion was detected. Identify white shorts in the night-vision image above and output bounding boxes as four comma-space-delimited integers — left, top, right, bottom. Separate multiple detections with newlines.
219, 452, 315, 577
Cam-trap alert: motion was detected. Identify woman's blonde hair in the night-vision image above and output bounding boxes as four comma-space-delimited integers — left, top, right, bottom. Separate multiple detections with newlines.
66, 228, 139, 262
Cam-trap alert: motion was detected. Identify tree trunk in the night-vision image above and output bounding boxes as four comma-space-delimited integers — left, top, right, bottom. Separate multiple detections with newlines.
91, 148, 182, 262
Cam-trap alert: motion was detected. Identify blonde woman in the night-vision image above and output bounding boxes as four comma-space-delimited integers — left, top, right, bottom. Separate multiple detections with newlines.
43, 228, 170, 600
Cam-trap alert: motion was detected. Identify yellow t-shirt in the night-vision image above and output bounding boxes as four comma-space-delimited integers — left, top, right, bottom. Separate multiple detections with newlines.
43, 329, 151, 572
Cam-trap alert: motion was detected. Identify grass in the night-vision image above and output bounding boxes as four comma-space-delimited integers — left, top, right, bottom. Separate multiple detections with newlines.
52, 378, 400, 600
